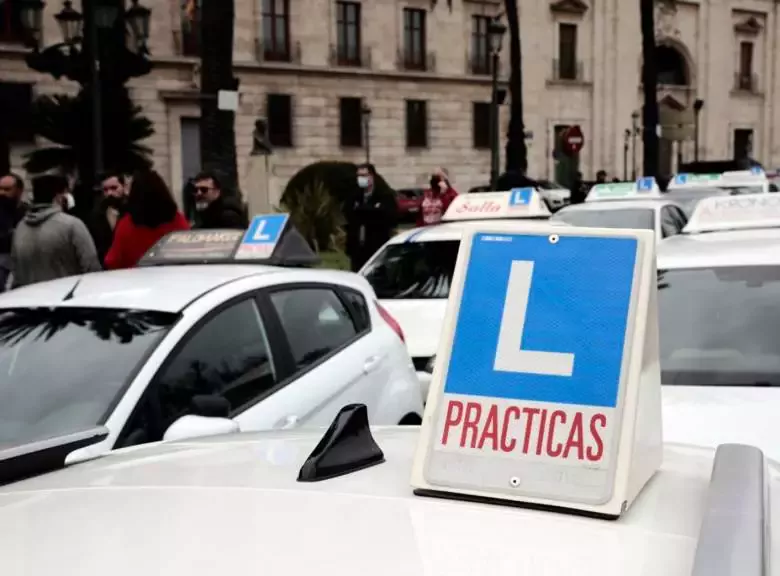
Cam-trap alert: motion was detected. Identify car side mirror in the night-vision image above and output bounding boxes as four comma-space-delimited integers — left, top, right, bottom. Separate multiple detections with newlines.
163, 415, 240, 442
191, 394, 231, 418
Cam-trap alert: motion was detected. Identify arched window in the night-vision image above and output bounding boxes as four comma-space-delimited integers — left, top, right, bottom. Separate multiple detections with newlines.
656, 45, 688, 86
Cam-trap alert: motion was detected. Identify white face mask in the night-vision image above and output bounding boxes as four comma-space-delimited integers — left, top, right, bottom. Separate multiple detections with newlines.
357, 176, 370, 189
195, 201, 209, 211
63, 192, 75, 210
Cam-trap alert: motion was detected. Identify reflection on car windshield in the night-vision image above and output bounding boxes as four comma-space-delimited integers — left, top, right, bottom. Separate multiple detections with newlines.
667, 187, 758, 214
552, 208, 655, 230
659, 266, 780, 386
362, 240, 460, 299
0, 307, 176, 447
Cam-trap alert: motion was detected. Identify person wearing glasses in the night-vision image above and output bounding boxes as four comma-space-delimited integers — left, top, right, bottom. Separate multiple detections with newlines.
191, 170, 248, 230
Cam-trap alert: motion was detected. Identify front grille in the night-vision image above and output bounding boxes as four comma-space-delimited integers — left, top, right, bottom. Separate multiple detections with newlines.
412, 357, 431, 372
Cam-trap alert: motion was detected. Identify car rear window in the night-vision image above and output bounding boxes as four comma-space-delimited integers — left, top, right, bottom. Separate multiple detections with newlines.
552, 208, 655, 230
362, 240, 460, 299
659, 266, 780, 386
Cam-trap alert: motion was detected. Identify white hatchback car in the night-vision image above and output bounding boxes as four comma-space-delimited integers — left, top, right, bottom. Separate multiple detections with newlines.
0, 225, 423, 457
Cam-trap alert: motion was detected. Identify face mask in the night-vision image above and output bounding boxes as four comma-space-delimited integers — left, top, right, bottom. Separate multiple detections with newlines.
63, 192, 75, 210
195, 201, 210, 211
357, 176, 369, 189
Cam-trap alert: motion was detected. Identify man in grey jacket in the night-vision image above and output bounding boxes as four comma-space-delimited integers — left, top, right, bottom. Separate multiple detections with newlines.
11, 174, 101, 288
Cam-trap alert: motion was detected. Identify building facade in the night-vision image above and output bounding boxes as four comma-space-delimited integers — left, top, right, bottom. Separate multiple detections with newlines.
1, 0, 779, 207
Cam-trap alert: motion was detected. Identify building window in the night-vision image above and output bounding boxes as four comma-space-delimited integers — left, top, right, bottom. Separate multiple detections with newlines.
406, 100, 428, 148
336, 1, 361, 66
0, 0, 25, 43
470, 16, 490, 75
0, 83, 33, 143
402, 8, 426, 70
340, 97, 363, 147
267, 93, 293, 147
472, 102, 490, 149
557, 23, 578, 80
180, 0, 200, 56
262, 0, 290, 61
733, 128, 753, 161
738, 41, 754, 91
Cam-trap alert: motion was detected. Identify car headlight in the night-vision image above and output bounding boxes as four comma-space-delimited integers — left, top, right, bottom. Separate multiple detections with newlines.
425, 355, 436, 373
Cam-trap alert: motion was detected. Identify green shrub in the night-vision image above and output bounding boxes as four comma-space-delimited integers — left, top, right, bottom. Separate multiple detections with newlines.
282, 161, 395, 207
279, 179, 344, 252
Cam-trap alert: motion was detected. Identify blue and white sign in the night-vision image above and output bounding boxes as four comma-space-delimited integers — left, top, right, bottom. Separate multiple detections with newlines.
234, 213, 289, 260
509, 187, 533, 206
636, 177, 655, 192
411, 223, 662, 515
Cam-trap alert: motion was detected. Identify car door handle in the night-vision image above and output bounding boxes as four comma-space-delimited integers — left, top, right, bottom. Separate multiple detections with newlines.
363, 355, 381, 373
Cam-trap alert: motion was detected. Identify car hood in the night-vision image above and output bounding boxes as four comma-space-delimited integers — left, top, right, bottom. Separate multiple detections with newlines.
0, 428, 732, 576
662, 386, 780, 460
380, 299, 448, 358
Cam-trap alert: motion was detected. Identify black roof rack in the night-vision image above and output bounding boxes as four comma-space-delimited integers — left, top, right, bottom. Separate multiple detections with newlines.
137, 214, 320, 268
0, 426, 109, 487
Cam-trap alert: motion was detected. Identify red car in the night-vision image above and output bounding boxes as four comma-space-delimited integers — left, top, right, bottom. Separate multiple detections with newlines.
395, 188, 424, 222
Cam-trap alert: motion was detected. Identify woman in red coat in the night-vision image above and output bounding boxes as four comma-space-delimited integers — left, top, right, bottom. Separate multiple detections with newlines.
105, 169, 190, 269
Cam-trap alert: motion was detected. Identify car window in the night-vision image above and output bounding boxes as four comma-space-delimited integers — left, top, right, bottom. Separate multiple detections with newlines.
551, 208, 655, 230
270, 288, 357, 371
362, 240, 460, 299
668, 206, 688, 228
660, 207, 680, 238
0, 307, 176, 447
659, 266, 780, 386
153, 299, 276, 428
341, 288, 371, 333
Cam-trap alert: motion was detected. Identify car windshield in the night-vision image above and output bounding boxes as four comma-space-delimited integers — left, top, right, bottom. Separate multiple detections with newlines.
362, 240, 460, 299
667, 187, 758, 214
659, 266, 780, 386
0, 307, 177, 447
552, 208, 655, 230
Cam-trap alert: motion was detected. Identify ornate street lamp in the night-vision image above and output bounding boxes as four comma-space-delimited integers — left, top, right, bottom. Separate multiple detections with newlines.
488, 17, 507, 190
54, 0, 83, 45
126, 0, 152, 53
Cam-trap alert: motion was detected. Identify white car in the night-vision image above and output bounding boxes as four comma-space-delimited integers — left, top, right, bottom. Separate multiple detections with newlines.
360, 189, 567, 399
0, 224, 423, 457
658, 193, 780, 459
551, 178, 689, 242
666, 169, 770, 214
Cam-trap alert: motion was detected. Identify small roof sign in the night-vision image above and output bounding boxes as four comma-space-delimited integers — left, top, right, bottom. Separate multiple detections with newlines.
411, 221, 661, 518
669, 170, 767, 191
586, 177, 661, 202
138, 213, 320, 267
442, 188, 551, 222
683, 193, 780, 234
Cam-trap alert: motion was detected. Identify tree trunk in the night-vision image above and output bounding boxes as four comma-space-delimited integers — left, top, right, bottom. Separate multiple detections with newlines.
199, 0, 240, 197
639, 0, 659, 178
504, 0, 528, 175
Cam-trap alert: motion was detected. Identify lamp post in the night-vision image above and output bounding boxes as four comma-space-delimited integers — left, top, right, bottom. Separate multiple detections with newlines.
631, 110, 640, 180
19, 0, 151, 188
623, 129, 630, 181
361, 103, 372, 164
488, 17, 506, 190
693, 98, 704, 163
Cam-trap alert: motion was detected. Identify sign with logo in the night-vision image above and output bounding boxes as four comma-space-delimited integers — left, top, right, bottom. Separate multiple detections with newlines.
684, 193, 780, 233
586, 178, 661, 202
139, 230, 245, 264
411, 223, 661, 517
562, 125, 585, 155
509, 187, 533, 207
443, 191, 551, 222
234, 214, 290, 260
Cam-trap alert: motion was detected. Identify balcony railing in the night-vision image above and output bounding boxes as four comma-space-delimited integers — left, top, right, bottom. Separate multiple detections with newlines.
734, 72, 758, 92
255, 39, 302, 64
328, 44, 371, 68
466, 52, 491, 76
551, 59, 584, 82
396, 49, 435, 72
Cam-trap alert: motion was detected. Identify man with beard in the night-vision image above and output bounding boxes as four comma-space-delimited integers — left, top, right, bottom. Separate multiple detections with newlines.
0, 172, 26, 291
89, 172, 128, 266
192, 170, 248, 229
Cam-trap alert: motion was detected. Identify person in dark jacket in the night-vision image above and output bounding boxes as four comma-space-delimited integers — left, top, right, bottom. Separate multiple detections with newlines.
344, 163, 397, 272
88, 171, 128, 266
192, 170, 248, 229
0, 172, 25, 291
11, 173, 100, 288
105, 169, 190, 269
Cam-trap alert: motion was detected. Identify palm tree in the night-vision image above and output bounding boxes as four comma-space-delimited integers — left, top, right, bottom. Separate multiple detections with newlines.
198, 0, 241, 198
639, 0, 660, 177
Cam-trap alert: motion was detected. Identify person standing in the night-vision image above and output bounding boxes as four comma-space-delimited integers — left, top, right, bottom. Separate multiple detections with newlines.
89, 171, 129, 266
11, 173, 100, 288
569, 171, 586, 205
104, 169, 190, 270
192, 170, 248, 229
417, 167, 458, 227
0, 172, 25, 291
345, 163, 397, 272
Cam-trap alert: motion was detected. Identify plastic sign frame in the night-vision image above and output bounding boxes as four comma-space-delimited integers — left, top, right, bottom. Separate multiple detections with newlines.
442, 188, 551, 222
669, 170, 768, 192
411, 221, 662, 518
234, 213, 290, 260
683, 193, 780, 234
585, 177, 661, 202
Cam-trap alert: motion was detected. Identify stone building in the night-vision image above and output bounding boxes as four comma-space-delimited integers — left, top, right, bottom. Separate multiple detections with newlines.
1, 0, 779, 208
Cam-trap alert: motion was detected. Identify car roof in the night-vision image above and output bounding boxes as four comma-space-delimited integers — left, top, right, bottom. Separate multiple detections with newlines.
557, 199, 676, 213
388, 219, 567, 244
657, 228, 780, 269
0, 427, 729, 576
0, 265, 327, 313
